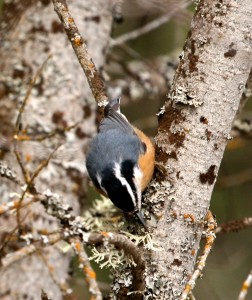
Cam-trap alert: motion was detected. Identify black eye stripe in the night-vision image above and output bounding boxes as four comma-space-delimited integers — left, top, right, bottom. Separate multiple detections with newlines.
120, 160, 137, 195
101, 167, 135, 212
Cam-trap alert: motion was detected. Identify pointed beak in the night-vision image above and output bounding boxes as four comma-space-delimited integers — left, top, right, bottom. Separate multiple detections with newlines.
136, 210, 148, 230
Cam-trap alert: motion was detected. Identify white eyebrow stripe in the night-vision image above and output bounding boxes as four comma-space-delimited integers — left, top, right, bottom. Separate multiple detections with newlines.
113, 162, 136, 207
133, 166, 143, 211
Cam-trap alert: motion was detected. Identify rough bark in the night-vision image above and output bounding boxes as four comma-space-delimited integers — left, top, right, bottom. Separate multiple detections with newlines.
109, 0, 252, 299
0, 1, 113, 299
147, 0, 252, 298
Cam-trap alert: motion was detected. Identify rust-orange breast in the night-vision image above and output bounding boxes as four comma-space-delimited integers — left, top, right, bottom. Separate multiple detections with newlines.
133, 127, 155, 191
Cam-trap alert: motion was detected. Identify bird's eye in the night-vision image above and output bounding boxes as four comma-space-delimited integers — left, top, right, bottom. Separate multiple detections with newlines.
141, 142, 147, 153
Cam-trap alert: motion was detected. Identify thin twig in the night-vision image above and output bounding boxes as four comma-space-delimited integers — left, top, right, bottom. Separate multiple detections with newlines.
13, 54, 52, 184
110, 0, 191, 47
180, 211, 217, 300
1, 233, 62, 268
16, 143, 62, 229
0, 212, 30, 258
17, 144, 61, 232
14, 54, 52, 136
30, 121, 81, 142
232, 119, 252, 139
51, 0, 107, 105
0, 196, 38, 215
218, 168, 252, 188
215, 217, 252, 234
28, 144, 62, 185
38, 250, 71, 295
71, 238, 102, 300
238, 269, 252, 300
1, 244, 36, 268
13, 150, 30, 185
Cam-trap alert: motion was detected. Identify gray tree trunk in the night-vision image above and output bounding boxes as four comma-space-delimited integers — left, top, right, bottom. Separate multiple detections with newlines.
145, 0, 252, 298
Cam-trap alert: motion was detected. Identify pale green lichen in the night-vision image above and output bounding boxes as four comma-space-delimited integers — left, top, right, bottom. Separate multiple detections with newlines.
89, 246, 136, 269
121, 231, 163, 251
82, 196, 124, 231
83, 196, 162, 270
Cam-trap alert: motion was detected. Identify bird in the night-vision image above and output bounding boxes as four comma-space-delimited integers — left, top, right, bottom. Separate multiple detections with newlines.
86, 98, 155, 227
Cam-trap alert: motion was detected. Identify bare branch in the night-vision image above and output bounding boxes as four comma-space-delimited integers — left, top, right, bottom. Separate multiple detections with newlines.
29, 121, 81, 142
12, 54, 52, 184
1, 233, 62, 268
0, 212, 30, 257
218, 168, 252, 188
16, 143, 62, 229
215, 217, 252, 234
232, 119, 252, 139
0, 196, 38, 216
27, 144, 62, 186
14, 54, 52, 137
51, 0, 107, 105
180, 211, 217, 300
238, 269, 252, 300
110, 0, 191, 47
71, 238, 102, 300
39, 250, 71, 295
13, 148, 30, 185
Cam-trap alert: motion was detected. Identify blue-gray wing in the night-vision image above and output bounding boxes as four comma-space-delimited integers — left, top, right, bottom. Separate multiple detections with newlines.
99, 101, 135, 135
86, 129, 140, 184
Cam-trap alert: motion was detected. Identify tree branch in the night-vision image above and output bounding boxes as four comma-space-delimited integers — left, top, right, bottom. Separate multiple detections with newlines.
110, 0, 191, 47
215, 217, 252, 234
51, 0, 107, 105
1, 233, 62, 268
124, 0, 252, 298
238, 269, 252, 300
180, 211, 217, 300
70, 238, 102, 300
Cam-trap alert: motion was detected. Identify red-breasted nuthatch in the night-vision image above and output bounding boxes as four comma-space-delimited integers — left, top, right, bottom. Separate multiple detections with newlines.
86, 98, 155, 227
